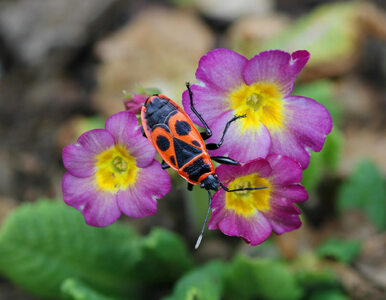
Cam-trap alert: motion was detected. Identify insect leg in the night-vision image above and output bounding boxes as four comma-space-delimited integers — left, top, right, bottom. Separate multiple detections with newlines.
205, 114, 246, 150
186, 82, 212, 140
187, 183, 194, 191
210, 156, 238, 165
219, 182, 268, 193
161, 161, 170, 170
195, 190, 212, 249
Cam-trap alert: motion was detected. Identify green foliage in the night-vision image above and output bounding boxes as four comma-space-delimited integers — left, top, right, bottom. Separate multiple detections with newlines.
258, 2, 361, 66
61, 278, 122, 300
134, 227, 194, 284
0, 200, 140, 299
337, 160, 386, 231
0, 201, 193, 299
321, 128, 343, 171
308, 289, 349, 300
224, 255, 303, 300
316, 239, 361, 264
292, 254, 342, 298
162, 260, 226, 300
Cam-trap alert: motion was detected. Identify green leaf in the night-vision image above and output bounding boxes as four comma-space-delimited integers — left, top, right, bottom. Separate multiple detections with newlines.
61, 278, 122, 300
301, 150, 324, 193
321, 128, 343, 171
337, 160, 386, 230
259, 2, 362, 68
308, 289, 349, 300
225, 255, 303, 300
134, 227, 194, 284
316, 239, 361, 264
0, 200, 141, 299
292, 253, 340, 293
162, 260, 226, 300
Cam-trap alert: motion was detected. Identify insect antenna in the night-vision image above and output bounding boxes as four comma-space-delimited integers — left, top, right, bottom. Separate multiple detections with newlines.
194, 190, 212, 250
219, 182, 268, 192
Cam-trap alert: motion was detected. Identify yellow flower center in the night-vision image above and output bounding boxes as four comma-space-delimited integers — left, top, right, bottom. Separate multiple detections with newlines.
225, 174, 271, 216
94, 145, 138, 193
229, 82, 285, 131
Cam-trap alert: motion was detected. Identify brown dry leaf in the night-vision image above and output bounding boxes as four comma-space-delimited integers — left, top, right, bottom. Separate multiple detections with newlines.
341, 128, 386, 175
356, 234, 386, 288
93, 7, 214, 116
335, 77, 382, 126
328, 262, 385, 300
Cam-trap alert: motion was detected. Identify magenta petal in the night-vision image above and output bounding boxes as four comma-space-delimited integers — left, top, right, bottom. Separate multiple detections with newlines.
215, 159, 272, 184
272, 184, 308, 203
270, 214, 302, 235
77, 129, 114, 155
117, 160, 170, 218
264, 195, 302, 234
208, 190, 272, 246
82, 192, 121, 227
283, 96, 333, 152
182, 84, 231, 126
207, 111, 271, 163
269, 96, 332, 169
196, 48, 248, 93
62, 172, 94, 210
243, 50, 310, 96
62, 172, 121, 226
62, 144, 95, 178
266, 154, 303, 185
105, 111, 156, 168
238, 212, 272, 246
105, 111, 139, 144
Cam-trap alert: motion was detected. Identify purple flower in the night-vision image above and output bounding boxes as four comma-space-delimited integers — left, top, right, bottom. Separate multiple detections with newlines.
62, 111, 171, 226
182, 49, 332, 169
208, 155, 308, 246
124, 94, 147, 114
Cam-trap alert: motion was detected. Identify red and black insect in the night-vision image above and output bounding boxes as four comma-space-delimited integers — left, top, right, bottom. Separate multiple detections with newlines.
141, 83, 266, 248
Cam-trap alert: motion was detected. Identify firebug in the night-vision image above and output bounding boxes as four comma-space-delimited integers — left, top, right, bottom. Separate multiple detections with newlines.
141, 83, 267, 248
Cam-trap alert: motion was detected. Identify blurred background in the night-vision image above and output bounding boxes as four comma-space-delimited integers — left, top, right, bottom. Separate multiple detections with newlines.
0, 0, 385, 299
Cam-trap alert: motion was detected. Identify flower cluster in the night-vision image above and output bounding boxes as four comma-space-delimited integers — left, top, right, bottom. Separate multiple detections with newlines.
62, 48, 332, 246
181, 49, 332, 244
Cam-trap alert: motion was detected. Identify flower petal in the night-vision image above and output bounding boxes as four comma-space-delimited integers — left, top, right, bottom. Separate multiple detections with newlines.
266, 154, 303, 185
77, 129, 115, 155
105, 111, 156, 168
269, 96, 332, 169
196, 48, 248, 93
182, 84, 231, 127
207, 111, 271, 163
62, 172, 94, 209
272, 184, 308, 203
215, 158, 272, 184
243, 50, 310, 96
62, 144, 95, 178
208, 189, 272, 246
263, 194, 302, 234
283, 96, 333, 152
116, 160, 170, 218
62, 172, 121, 226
